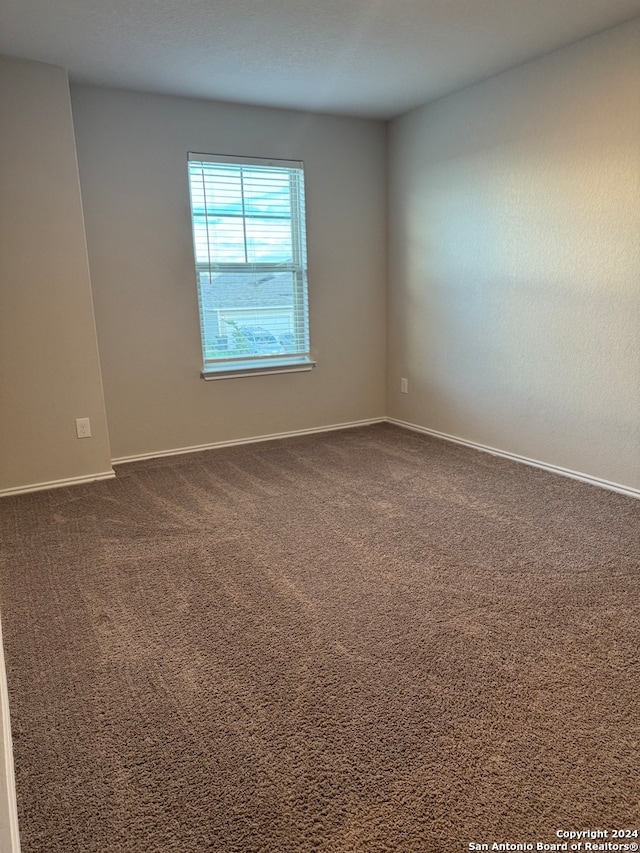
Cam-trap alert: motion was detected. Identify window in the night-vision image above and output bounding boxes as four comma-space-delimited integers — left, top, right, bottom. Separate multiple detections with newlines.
187, 153, 314, 379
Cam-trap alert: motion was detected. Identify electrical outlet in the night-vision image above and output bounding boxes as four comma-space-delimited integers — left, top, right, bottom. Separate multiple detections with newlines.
76, 417, 92, 439
400, 378, 408, 394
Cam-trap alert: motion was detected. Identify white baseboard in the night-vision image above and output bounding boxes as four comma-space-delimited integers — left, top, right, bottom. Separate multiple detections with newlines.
0, 470, 115, 499
0, 617, 21, 853
2, 417, 636, 500
112, 418, 387, 465
388, 418, 640, 500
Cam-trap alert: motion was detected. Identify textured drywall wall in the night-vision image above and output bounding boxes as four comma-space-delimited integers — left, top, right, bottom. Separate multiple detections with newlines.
387, 19, 640, 490
71, 86, 387, 460
0, 55, 112, 492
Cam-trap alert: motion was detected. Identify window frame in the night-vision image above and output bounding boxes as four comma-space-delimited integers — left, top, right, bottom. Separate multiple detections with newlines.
187, 152, 315, 380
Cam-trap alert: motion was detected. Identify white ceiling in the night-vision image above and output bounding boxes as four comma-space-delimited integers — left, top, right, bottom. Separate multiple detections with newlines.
2, 0, 640, 119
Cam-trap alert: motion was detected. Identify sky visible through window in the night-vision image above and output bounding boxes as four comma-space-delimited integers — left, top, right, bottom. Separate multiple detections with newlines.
189, 163, 295, 265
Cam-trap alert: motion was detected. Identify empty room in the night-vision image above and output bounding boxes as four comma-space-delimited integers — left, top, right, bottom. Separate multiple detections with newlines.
1, 0, 639, 850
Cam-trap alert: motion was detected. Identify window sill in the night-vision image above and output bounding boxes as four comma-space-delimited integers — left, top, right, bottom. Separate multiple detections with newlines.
201, 359, 316, 380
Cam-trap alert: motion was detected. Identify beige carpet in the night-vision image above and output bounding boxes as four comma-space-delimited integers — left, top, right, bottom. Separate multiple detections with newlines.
1, 424, 639, 852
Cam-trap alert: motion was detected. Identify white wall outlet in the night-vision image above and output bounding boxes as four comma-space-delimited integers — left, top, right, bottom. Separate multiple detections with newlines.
75, 417, 92, 439
400, 378, 408, 394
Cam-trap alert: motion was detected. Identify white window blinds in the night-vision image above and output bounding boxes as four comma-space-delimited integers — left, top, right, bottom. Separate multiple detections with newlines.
187, 153, 313, 378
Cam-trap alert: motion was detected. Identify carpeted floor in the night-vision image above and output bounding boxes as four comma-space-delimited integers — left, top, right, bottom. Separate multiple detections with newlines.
1, 423, 639, 852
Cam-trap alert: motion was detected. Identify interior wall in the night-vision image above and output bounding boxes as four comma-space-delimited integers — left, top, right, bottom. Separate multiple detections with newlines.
0, 55, 112, 493
70, 86, 387, 461
387, 19, 640, 491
